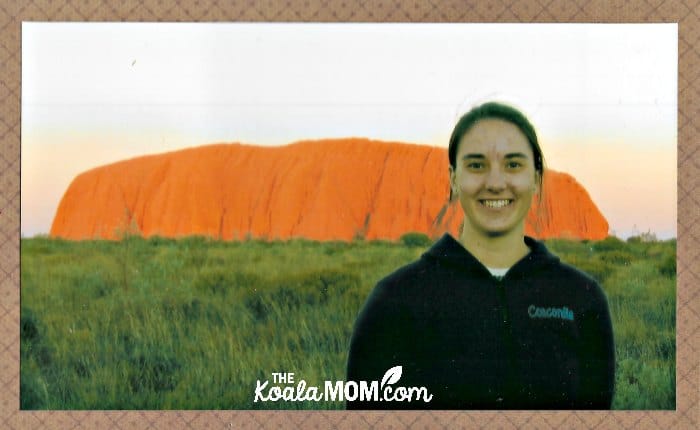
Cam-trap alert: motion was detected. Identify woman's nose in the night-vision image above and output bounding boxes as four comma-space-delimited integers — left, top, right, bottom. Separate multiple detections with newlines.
485, 167, 506, 191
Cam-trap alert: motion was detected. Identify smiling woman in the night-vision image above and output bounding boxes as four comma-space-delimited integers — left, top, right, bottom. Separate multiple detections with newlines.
346, 102, 616, 410
450, 117, 540, 267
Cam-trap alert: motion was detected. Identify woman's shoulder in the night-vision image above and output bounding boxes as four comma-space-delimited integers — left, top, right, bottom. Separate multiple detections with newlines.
375, 255, 436, 292
549, 260, 600, 286
524, 236, 603, 290
544, 259, 610, 308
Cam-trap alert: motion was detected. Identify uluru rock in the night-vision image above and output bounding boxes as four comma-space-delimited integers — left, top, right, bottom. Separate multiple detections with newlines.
50, 139, 609, 241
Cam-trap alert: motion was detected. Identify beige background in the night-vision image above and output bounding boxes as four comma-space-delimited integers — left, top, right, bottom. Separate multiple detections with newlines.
1, 0, 698, 428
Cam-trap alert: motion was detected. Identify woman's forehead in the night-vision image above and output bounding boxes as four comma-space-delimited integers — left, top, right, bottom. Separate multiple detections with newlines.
457, 118, 533, 157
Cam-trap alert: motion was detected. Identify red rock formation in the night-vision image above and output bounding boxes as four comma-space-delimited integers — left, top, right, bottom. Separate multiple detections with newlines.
50, 139, 609, 241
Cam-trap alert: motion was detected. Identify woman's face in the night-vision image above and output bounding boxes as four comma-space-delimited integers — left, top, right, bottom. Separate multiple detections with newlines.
450, 118, 539, 238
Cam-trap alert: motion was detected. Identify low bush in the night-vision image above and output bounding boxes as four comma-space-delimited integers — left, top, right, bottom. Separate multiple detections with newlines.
399, 232, 432, 247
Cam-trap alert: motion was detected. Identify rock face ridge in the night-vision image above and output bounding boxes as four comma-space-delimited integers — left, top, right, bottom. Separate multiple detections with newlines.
50, 139, 609, 241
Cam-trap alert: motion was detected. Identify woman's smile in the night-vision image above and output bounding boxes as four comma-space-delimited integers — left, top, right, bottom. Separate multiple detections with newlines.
479, 199, 514, 209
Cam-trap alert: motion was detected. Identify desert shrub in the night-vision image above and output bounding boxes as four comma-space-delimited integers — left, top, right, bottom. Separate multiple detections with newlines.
242, 268, 361, 321
244, 293, 269, 321
559, 254, 616, 283
274, 269, 362, 306
614, 358, 675, 409
21, 307, 40, 342
194, 268, 261, 295
21, 237, 69, 255
180, 298, 204, 320
545, 238, 589, 255
147, 235, 175, 247
182, 243, 209, 268
322, 241, 351, 256
592, 236, 627, 252
162, 295, 227, 326
367, 239, 395, 247
20, 307, 55, 409
127, 351, 181, 394
599, 250, 635, 266
20, 363, 49, 409
70, 355, 93, 379
178, 235, 213, 246
79, 267, 118, 299
399, 232, 432, 247
657, 252, 676, 277
21, 307, 53, 368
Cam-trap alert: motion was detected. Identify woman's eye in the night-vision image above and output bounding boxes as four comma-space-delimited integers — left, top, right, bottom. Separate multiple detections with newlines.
506, 161, 523, 169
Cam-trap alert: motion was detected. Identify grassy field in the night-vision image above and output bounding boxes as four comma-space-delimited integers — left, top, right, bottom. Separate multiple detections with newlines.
20, 234, 675, 410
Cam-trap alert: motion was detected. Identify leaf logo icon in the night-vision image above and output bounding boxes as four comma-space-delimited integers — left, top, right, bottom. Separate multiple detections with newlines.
381, 366, 402, 388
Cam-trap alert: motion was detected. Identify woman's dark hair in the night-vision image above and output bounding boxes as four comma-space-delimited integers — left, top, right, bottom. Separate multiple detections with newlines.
448, 102, 545, 197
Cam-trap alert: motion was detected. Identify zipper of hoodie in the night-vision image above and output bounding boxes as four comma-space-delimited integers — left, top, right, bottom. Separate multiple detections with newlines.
494, 276, 521, 404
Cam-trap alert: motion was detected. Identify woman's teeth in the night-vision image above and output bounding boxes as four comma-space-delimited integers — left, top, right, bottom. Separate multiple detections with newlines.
481, 199, 512, 208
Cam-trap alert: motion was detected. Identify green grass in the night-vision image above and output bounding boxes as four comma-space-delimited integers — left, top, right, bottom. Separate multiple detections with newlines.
20, 235, 675, 409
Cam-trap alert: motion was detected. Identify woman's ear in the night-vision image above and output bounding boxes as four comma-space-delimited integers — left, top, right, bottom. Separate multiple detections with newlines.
534, 171, 542, 195
449, 166, 457, 201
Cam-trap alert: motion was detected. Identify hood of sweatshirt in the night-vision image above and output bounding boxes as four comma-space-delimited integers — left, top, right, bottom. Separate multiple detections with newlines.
423, 233, 560, 280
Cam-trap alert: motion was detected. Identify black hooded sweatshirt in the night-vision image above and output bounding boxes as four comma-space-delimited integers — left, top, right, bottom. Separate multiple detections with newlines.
346, 234, 615, 410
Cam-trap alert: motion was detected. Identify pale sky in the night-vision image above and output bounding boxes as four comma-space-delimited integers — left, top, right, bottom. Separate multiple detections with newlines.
21, 23, 677, 239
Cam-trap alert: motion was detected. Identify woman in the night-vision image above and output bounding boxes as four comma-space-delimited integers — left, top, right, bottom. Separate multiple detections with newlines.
346, 102, 615, 410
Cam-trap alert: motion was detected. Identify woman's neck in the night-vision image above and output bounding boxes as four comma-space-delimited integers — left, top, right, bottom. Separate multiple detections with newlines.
458, 225, 530, 269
